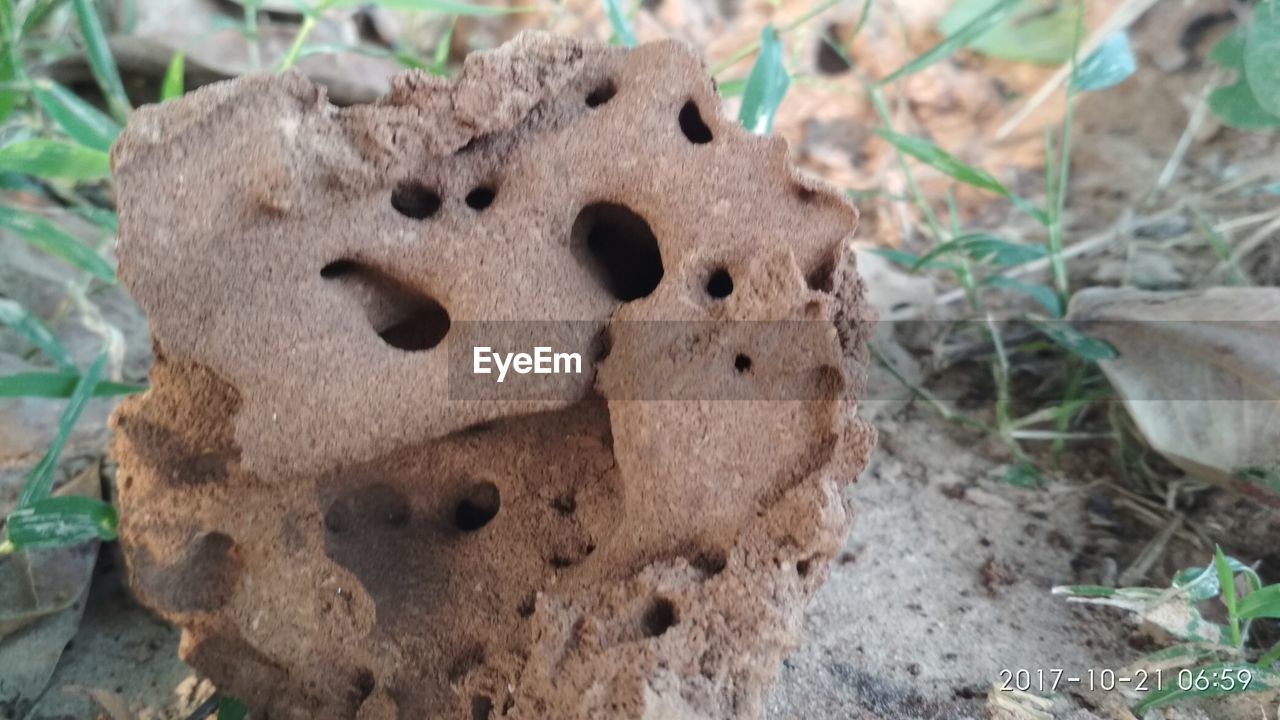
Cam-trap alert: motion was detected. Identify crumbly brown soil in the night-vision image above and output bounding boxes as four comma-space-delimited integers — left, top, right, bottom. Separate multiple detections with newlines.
107, 32, 875, 720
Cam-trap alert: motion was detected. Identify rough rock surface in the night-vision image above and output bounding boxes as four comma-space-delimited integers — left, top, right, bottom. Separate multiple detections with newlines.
109, 31, 876, 720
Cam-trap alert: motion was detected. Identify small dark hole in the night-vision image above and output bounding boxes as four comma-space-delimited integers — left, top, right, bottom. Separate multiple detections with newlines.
678, 100, 713, 144
692, 551, 727, 577
797, 558, 813, 577
550, 554, 575, 569
552, 493, 577, 515
705, 268, 733, 299
518, 593, 537, 618
471, 695, 493, 720
734, 354, 752, 373
572, 202, 664, 302
642, 597, 677, 637
321, 260, 357, 279
390, 180, 442, 219
795, 185, 819, 203
466, 186, 496, 210
352, 668, 375, 703
586, 80, 617, 107
455, 481, 500, 532
807, 252, 838, 293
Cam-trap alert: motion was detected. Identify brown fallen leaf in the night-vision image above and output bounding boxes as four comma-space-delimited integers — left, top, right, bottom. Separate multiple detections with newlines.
1068, 287, 1280, 507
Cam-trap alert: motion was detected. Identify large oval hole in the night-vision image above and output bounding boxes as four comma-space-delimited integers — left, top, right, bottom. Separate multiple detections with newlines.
322, 261, 451, 351
571, 202, 664, 302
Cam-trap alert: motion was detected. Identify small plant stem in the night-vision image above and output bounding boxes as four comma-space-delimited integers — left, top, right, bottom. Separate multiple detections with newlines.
870, 343, 996, 434
243, 0, 261, 72
278, 1, 337, 73
710, 0, 841, 76
1260, 642, 1280, 668
868, 84, 945, 241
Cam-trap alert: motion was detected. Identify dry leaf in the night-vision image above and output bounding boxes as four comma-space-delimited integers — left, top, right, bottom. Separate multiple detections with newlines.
1068, 287, 1280, 506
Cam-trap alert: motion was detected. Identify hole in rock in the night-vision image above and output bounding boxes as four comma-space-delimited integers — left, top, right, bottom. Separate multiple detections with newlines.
642, 597, 677, 637
734, 354, 752, 373
321, 261, 451, 351
466, 186, 496, 210
572, 203, 664, 301
518, 593, 537, 618
552, 493, 577, 515
797, 558, 813, 577
678, 100, 713, 144
586, 80, 617, 107
705, 267, 733, 299
352, 668, 376, 704
455, 481, 500, 532
471, 695, 494, 720
795, 185, 818, 203
807, 251, 838, 293
692, 550, 727, 577
390, 180, 442, 219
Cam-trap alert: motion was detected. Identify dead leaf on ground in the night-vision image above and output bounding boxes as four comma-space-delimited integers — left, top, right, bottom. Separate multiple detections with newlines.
1068, 287, 1280, 508
0, 461, 104, 716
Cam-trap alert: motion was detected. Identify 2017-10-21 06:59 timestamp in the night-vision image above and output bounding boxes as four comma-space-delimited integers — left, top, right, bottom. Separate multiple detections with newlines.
998, 667, 1256, 693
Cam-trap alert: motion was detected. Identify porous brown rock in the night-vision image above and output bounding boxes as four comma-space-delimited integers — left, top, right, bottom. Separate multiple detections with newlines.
109, 31, 876, 720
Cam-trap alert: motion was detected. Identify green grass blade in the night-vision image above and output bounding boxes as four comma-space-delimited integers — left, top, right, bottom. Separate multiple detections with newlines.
330, 0, 533, 14
0, 205, 115, 281
879, 0, 1021, 85
430, 15, 456, 75
911, 233, 1045, 270
32, 81, 122, 152
1260, 642, 1280, 668
738, 25, 789, 134
875, 129, 1009, 196
1030, 320, 1118, 362
20, 0, 67, 36
0, 0, 17, 125
72, 0, 130, 123
983, 276, 1063, 317
4, 495, 118, 549
1215, 546, 1241, 648
0, 138, 111, 179
0, 299, 75, 372
17, 351, 106, 508
161, 50, 184, 101
70, 204, 118, 233
0, 371, 143, 398
1245, 0, 1280, 117
1072, 32, 1136, 92
1238, 584, 1280, 620
603, 0, 636, 47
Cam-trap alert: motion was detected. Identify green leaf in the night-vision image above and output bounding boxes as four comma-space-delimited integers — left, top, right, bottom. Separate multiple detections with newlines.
912, 233, 1046, 270
217, 697, 248, 720
17, 351, 106, 507
72, 0, 131, 123
1073, 33, 1136, 92
1002, 461, 1041, 488
70, 204, 118, 233
1135, 663, 1280, 712
430, 15, 456, 75
602, 0, 636, 48
4, 495, 118, 549
717, 78, 747, 98
0, 299, 75, 372
875, 129, 1010, 196
1031, 320, 1119, 361
32, 82, 122, 152
20, 0, 67, 36
1238, 584, 1280, 620
161, 51, 184, 101
1208, 27, 1280, 130
937, 0, 1081, 65
869, 247, 959, 272
0, 138, 111, 179
881, 0, 1022, 84
331, 0, 533, 15
0, 371, 143, 398
0, 205, 115, 281
983, 276, 1063, 317
738, 25, 790, 135
1052, 585, 1119, 599
1174, 564, 1224, 602
1215, 546, 1241, 647
1245, 0, 1280, 117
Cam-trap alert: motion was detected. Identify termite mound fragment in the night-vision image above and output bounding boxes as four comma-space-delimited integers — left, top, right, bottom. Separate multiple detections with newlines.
110, 31, 876, 720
